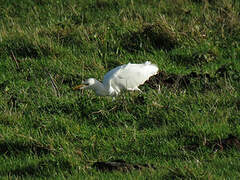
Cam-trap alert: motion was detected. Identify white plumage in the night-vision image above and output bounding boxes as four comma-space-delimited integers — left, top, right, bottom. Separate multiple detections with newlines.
73, 61, 158, 96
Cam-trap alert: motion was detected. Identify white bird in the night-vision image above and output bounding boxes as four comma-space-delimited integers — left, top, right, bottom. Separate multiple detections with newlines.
73, 61, 158, 97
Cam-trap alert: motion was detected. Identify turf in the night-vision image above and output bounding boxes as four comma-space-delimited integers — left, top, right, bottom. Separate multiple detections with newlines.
0, 0, 240, 179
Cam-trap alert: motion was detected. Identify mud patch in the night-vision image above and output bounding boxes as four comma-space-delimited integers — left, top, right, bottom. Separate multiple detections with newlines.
145, 71, 211, 89
145, 63, 239, 90
0, 141, 53, 156
92, 159, 156, 172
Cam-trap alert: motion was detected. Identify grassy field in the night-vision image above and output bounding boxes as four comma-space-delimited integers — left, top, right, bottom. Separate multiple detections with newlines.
0, 0, 240, 179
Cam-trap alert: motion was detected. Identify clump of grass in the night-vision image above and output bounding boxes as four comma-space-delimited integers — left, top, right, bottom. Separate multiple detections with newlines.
0, 33, 56, 58
121, 16, 178, 52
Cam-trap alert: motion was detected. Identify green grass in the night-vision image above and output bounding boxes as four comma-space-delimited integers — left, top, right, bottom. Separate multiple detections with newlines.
0, 0, 240, 179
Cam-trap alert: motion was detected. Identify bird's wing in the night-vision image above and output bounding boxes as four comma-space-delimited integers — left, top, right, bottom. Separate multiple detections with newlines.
102, 64, 126, 95
116, 61, 158, 89
103, 61, 158, 93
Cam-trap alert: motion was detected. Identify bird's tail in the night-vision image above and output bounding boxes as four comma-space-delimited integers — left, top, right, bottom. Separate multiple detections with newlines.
145, 61, 158, 75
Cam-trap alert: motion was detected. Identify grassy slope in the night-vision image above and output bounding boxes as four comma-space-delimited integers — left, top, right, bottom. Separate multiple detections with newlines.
0, 0, 240, 178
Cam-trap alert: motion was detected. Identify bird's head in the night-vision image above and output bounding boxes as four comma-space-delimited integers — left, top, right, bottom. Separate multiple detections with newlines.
73, 78, 97, 90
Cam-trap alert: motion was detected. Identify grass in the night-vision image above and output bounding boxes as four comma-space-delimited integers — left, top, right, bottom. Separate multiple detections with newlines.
0, 0, 240, 178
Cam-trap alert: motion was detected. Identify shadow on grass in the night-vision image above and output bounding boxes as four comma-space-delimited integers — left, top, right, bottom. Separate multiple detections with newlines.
163, 167, 199, 179
169, 44, 219, 66
0, 141, 53, 157
121, 22, 178, 52
2, 158, 73, 177
180, 133, 240, 152
39, 102, 76, 115
0, 35, 55, 58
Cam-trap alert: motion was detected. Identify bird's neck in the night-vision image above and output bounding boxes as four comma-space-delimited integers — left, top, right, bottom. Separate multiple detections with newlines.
93, 80, 109, 96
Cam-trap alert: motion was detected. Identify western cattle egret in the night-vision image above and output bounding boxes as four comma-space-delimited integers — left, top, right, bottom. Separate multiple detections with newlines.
73, 61, 158, 96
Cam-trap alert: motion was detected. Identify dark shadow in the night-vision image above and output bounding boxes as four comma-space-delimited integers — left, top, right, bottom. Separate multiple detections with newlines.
163, 167, 196, 179
0, 141, 52, 157
169, 47, 217, 66
0, 36, 54, 58
92, 159, 156, 172
38, 101, 77, 115
206, 134, 240, 151
179, 133, 240, 152
121, 23, 178, 52
3, 159, 73, 177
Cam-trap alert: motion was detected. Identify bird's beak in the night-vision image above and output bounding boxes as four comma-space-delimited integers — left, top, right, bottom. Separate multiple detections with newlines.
73, 84, 86, 90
